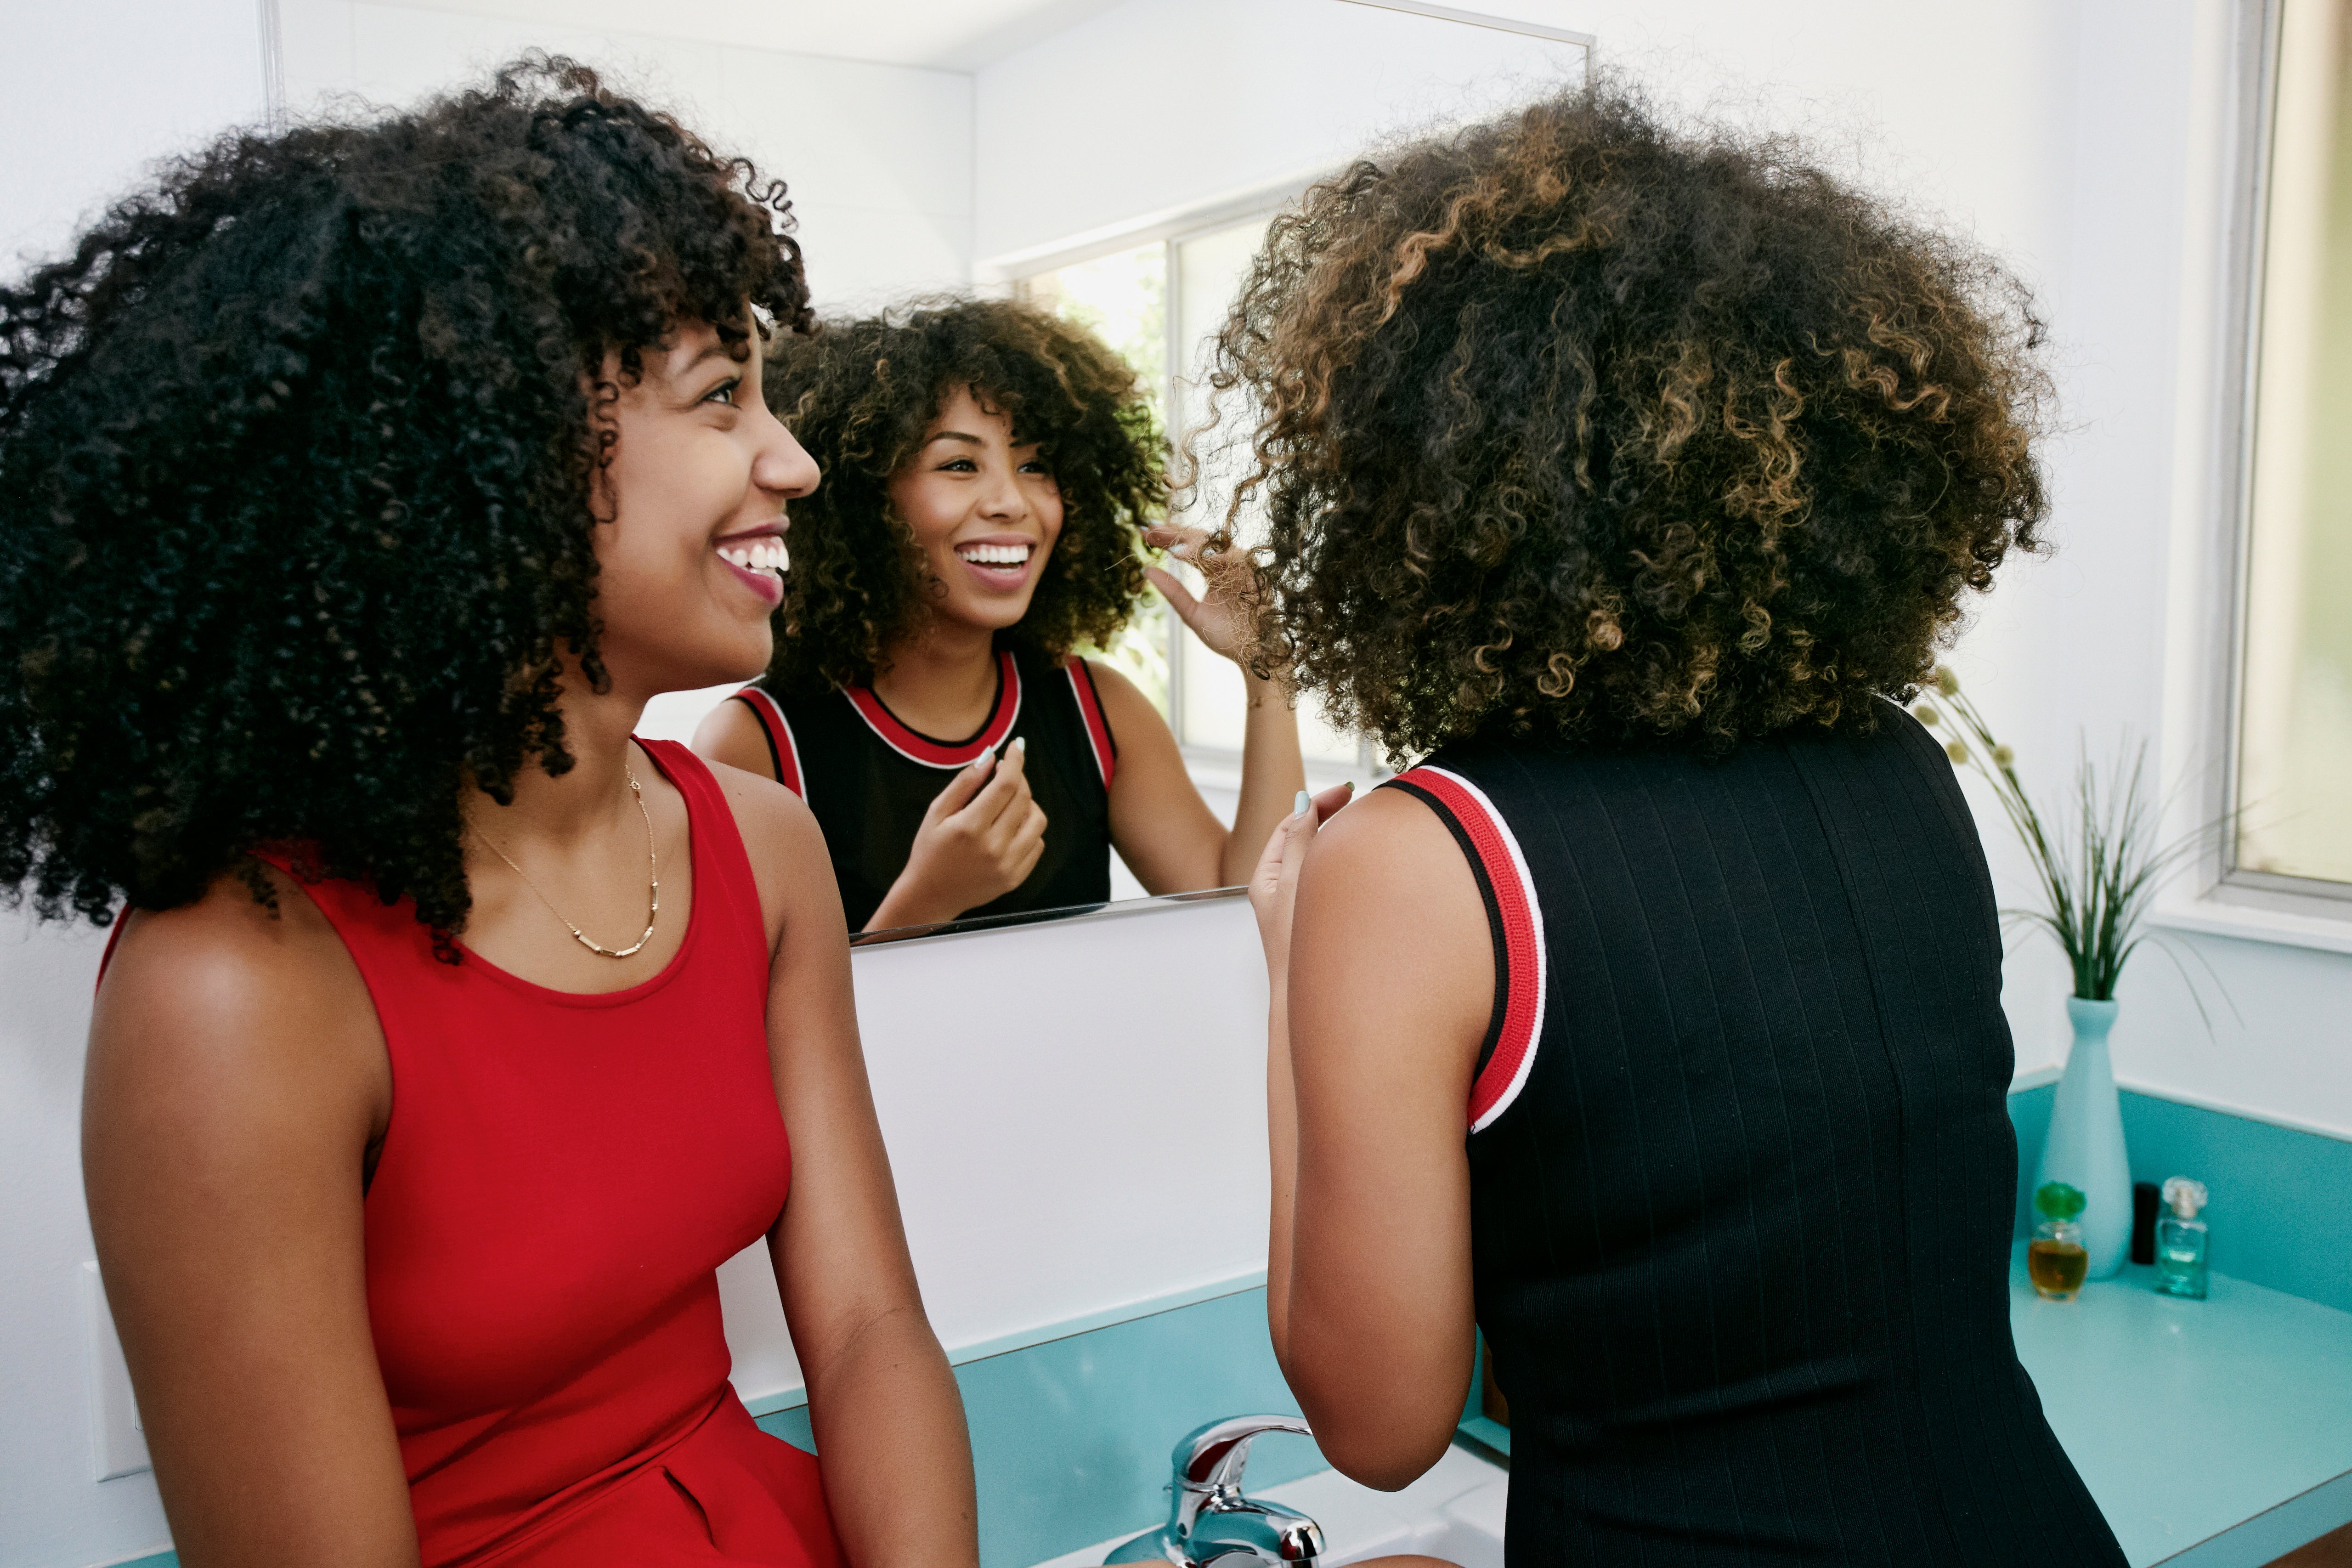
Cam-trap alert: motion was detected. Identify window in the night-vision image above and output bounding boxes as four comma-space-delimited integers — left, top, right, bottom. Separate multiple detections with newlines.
1022, 213, 1380, 782
1017, 242, 1172, 716
2233, 0, 2352, 897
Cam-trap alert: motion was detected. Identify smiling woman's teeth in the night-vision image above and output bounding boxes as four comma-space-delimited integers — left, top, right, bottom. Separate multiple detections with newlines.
719, 538, 789, 575
958, 543, 1031, 567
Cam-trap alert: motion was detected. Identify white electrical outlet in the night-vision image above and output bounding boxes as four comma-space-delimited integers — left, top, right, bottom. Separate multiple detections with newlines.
82, 1261, 151, 1481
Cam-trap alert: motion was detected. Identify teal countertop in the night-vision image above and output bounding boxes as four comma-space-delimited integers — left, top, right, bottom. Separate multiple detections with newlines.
2009, 1241, 2352, 1566
1453, 1248, 2352, 1566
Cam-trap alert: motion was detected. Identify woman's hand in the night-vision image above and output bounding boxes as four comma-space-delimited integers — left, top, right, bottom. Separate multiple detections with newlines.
1144, 524, 1262, 666
866, 740, 1047, 930
1129, 525, 1309, 892
1250, 782, 1356, 985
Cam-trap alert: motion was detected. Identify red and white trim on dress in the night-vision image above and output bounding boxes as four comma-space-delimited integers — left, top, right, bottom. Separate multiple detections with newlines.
1066, 660, 1116, 789
845, 650, 1023, 768
732, 686, 806, 798
1394, 765, 1547, 1132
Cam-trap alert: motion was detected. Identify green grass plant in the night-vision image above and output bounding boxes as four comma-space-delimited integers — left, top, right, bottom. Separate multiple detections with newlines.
1911, 668, 2216, 1004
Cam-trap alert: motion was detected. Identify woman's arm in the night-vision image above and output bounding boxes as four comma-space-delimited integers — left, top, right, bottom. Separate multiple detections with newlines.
1222, 662, 1309, 887
1250, 786, 1490, 1490
83, 878, 416, 1568
1104, 523, 1305, 892
716, 764, 979, 1564
1094, 657, 1305, 893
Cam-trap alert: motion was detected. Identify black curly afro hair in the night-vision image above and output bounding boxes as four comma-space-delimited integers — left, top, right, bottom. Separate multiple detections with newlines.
0, 55, 812, 936
760, 297, 1163, 696
1204, 79, 2050, 759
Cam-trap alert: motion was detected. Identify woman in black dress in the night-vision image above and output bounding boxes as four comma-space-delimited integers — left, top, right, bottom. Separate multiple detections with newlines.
696, 300, 1304, 932
1239, 85, 2128, 1564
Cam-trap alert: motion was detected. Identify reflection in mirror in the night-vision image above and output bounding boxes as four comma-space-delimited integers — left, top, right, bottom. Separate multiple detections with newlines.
849, 883, 1246, 947
690, 298, 1309, 931
1020, 219, 1375, 777
556, 1, 1588, 937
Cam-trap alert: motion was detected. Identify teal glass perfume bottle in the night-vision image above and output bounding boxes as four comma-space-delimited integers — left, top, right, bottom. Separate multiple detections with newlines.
2154, 1177, 2209, 1300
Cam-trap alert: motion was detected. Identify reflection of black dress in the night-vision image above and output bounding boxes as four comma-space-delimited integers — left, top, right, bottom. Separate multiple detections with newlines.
731, 646, 1116, 931
1384, 707, 2126, 1568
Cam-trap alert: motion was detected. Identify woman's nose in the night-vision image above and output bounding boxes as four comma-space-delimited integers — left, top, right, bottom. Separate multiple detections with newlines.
976, 468, 1027, 521
756, 410, 820, 500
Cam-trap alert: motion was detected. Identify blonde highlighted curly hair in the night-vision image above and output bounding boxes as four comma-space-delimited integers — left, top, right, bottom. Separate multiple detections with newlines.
1204, 79, 2050, 758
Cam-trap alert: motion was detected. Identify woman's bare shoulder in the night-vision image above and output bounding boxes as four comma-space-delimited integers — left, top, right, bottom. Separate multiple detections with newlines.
699, 756, 846, 947
1305, 782, 1473, 889
98, 866, 370, 1042
1294, 783, 1493, 1025
88, 865, 388, 1161
1077, 657, 1164, 734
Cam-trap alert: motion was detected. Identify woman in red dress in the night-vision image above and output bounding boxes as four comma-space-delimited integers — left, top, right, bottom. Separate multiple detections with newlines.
0, 60, 977, 1566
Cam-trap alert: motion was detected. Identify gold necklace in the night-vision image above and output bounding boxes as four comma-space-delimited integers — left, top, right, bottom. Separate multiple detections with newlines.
474, 762, 660, 959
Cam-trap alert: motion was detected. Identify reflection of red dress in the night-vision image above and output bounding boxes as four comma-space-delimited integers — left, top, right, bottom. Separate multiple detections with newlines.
271, 740, 843, 1567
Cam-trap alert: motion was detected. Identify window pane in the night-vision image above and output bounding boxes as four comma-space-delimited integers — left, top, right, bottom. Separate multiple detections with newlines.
1019, 243, 1166, 410
1019, 246, 1172, 716
1171, 215, 1271, 554
1164, 215, 1367, 769
2240, 0, 2352, 886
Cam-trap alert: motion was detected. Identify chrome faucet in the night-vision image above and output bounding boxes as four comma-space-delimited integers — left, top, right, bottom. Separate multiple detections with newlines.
1105, 1414, 1325, 1566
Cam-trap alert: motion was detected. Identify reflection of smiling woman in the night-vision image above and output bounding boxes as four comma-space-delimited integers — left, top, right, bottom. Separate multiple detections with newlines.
695, 301, 1305, 931
0, 62, 974, 1567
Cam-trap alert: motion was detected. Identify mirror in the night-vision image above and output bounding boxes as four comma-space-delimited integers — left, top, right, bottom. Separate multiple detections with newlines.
273, 0, 1587, 939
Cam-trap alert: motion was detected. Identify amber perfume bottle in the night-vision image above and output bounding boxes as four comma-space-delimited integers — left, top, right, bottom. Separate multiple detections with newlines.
2030, 1181, 2090, 1301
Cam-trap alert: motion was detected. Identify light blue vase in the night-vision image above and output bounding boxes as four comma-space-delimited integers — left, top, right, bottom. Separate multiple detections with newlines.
2034, 997, 2132, 1279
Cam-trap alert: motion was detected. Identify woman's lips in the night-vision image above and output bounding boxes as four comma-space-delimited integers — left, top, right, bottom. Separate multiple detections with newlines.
956, 544, 1033, 591
961, 558, 1029, 589
717, 533, 787, 607
720, 550, 784, 607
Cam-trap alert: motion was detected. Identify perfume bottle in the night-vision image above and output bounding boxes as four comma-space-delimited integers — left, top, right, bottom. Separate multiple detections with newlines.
2029, 1181, 2089, 1302
2132, 1181, 2161, 1265
2154, 1177, 2210, 1300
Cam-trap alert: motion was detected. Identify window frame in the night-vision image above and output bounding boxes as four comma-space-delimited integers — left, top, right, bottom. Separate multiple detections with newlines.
2211, 0, 2352, 917
1009, 175, 1390, 787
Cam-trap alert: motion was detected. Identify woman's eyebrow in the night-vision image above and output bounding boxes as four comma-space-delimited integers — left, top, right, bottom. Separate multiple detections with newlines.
672, 342, 737, 383
923, 430, 986, 448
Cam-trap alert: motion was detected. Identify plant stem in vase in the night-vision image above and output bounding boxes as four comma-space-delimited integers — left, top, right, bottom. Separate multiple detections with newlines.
2036, 997, 2133, 1277
1911, 668, 2224, 1284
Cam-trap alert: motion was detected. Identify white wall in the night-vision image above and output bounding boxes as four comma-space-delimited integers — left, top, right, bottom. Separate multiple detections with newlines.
1542, 0, 2352, 1136
2, 922, 166, 1568
718, 896, 1268, 1407
277, 0, 974, 312
2, 8, 274, 1560
0, 0, 266, 272
978, 0, 2352, 1136
973, 0, 1587, 268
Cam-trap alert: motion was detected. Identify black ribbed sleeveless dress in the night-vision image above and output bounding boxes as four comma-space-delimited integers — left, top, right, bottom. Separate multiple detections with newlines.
1384, 705, 2125, 1567
729, 645, 1117, 931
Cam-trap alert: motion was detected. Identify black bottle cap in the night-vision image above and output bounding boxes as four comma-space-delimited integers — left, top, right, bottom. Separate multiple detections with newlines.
2131, 1181, 2161, 1266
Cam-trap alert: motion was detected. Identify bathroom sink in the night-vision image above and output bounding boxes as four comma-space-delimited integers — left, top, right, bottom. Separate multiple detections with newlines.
1028, 1443, 1507, 1568
1261, 1445, 1506, 1568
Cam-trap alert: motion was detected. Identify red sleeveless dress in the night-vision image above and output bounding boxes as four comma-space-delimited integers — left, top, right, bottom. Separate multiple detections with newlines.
268, 740, 842, 1566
